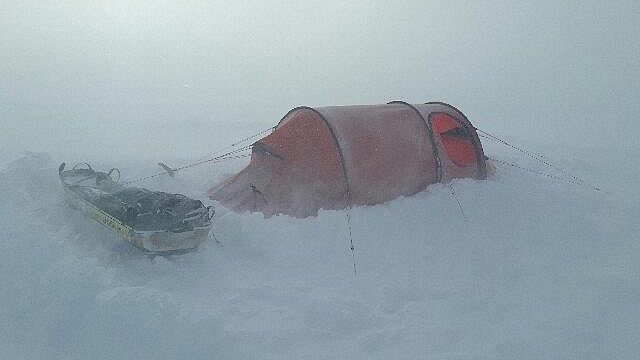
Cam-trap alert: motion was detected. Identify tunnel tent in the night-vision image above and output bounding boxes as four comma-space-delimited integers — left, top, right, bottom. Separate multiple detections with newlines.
208, 101, 487, 218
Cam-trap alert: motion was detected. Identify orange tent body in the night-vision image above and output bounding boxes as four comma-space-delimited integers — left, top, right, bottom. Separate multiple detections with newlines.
208, 102, 487, 218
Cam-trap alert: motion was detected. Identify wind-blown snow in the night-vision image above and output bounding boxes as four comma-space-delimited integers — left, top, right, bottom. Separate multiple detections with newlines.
1, 144, 638, 359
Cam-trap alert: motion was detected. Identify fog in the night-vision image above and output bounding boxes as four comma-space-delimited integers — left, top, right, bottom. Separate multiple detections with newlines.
2, 1, 638, 164
2, 3, 640, 359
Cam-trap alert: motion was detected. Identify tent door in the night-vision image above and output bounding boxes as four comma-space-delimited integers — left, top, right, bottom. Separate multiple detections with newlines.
429, 113, 477, 167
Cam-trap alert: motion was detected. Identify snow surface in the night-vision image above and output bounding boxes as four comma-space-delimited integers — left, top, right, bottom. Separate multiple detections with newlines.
1, 142, 639, 359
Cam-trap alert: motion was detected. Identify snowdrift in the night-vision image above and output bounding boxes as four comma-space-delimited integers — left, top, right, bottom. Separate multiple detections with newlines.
1, 146, 639, 359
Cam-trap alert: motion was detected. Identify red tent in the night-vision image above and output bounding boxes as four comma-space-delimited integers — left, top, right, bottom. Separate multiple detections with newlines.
208, 102, 487, 218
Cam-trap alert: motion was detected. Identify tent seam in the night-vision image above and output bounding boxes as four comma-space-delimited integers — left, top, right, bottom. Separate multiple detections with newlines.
387, 100, 443, 183
277, 106, 351, 205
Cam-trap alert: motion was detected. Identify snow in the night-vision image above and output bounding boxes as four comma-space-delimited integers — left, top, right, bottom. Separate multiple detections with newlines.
2, 0, 638, 357
1, 141, 638, 359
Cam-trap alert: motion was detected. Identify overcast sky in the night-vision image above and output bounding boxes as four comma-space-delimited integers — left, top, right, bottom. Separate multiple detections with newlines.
1, 1, 638, 163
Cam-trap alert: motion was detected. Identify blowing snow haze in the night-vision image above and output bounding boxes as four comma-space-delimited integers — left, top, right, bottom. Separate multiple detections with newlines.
1, 1, 640, 359
1, 1, 639, 164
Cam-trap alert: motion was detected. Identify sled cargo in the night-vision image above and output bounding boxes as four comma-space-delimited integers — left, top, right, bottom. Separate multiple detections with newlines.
59, 163, 213, 253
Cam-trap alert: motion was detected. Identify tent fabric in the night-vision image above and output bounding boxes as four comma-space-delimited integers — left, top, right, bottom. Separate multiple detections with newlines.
208, 101, 487, 218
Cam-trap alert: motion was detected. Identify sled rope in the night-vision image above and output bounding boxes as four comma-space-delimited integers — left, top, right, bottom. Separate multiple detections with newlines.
121, 126, 275, 185
121, 150, 251, 185
172, 146, 252, 173
489, 157, 602, 192
192, 126, 275, 164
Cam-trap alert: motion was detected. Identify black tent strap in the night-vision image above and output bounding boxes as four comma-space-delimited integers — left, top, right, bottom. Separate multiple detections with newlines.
489, 157, 602, 192
448, 183, 469, 222
345, 205, 357, 277
476, 129, 586, 185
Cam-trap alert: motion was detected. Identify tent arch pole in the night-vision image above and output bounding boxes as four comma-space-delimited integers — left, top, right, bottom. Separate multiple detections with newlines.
424, 101, 488, 179
387, 100, 443, 183
277, 106, 351, 206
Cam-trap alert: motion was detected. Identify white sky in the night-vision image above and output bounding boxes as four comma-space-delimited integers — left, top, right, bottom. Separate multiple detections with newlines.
1, 1, 638, 163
